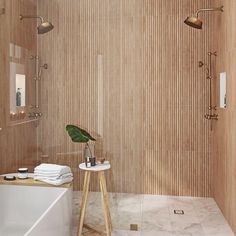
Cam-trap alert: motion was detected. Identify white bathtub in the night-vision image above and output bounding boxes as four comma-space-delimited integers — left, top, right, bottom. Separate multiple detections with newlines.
0, 184, 72, 236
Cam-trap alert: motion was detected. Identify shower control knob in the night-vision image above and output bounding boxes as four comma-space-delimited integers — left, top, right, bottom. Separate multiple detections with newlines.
205, 114, 211, 120
37, 112, 42, 117
211, 114, 218, 120
28, 112, 43, 119
198, 61, 204, 67
208, 106, 217, 111
205, 114, 218, 120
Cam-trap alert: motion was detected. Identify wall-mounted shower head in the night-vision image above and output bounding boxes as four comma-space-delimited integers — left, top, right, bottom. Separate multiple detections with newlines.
19, 15, 54, 34
38, 21, 54, 34
184, 16, 203, 29
184, 6, 224, 29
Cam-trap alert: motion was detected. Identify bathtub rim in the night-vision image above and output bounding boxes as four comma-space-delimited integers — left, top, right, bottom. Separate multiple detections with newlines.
0, 173, 73, 188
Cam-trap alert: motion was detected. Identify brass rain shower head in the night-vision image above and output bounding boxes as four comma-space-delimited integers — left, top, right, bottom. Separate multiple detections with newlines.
19, 15, 54, 34
184, 16, 203, 29
184, 6, 224, 29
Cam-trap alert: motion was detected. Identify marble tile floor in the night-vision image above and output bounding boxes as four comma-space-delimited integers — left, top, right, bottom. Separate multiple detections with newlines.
72, 192, 235, 236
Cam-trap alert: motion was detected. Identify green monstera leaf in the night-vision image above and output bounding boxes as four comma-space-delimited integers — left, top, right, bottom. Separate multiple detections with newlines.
66, 125, 96, 143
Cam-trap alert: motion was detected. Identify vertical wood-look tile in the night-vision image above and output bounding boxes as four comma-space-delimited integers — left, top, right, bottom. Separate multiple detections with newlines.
37, 0, 212, 197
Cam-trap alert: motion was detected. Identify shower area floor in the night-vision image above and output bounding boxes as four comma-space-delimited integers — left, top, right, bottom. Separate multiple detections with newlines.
72, 192, 235, 236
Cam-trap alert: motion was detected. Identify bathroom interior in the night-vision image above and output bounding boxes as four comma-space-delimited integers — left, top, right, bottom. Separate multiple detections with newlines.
0, 0, 236, 235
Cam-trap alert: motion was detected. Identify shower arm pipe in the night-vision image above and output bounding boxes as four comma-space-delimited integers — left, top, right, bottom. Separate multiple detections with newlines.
19, 15, 44, 23
195, 6, 224, 17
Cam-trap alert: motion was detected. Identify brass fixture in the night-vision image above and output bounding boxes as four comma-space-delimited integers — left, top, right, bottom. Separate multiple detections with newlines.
19, 14, 54, 34
184, 6, 223, 29
29, 105, 38, 109
207, 51, 217, 126
199, 52, 218, 130
205, 114, 218, 120
10, 111, 26, 120
28, 112, 42, 119
29, 55, 48, 110
38, 63, 48, 79
30, 55, 39, 60
198, 61, 204, 68
41, 63, 48, 70
32, 64, 48, 80
208, 106, 217, 111
19, 111, 26, 119
208, 52, 217, 56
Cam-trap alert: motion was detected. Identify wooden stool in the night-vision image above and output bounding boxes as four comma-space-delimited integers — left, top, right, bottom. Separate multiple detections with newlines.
78, 162, 112, 236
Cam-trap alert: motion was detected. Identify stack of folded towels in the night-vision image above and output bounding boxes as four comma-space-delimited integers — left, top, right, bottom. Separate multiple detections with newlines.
34, 163, 73, 186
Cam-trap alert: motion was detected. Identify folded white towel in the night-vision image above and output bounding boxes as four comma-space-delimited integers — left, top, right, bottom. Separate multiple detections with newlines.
34, 164, 72, 176
34, 171, 72, 178
34, 176, 73, 186
34, 172, 73, 180
34, 164, 73, 185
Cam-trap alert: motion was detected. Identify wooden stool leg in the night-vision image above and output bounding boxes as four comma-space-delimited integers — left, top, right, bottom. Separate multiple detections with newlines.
100, 171, 112, 231
78, 171, 91, 236
99, 171, 112, 236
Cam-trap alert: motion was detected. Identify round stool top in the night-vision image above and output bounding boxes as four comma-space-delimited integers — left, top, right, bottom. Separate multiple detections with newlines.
79, 162, 111, 172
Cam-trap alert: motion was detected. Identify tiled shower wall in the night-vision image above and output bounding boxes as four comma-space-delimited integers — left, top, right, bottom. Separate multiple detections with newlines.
0, 0, 38, 174
37, 0, 214, 196
1, 0, 235, 233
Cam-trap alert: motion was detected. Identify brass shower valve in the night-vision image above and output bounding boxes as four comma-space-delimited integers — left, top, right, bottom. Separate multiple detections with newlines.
208, 106, 217, 111
205, 114, 218, 120
28, 112, 42, 119
208, 51, 217, 56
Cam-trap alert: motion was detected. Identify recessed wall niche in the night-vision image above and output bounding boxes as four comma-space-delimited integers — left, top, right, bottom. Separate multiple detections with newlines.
219, 72, 226, 109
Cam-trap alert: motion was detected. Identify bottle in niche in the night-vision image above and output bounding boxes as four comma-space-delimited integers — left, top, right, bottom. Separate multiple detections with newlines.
224, 94, 227, 108
16, 88, 21, 106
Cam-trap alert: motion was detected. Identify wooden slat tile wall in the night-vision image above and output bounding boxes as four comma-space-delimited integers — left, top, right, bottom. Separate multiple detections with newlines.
37, 0, 213, 196
0, 0, 38, 174
213, 0, 236, 234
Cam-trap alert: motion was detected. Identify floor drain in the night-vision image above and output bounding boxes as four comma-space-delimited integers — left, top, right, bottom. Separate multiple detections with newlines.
174, 210, 184, 215
130, 224, 138, 231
